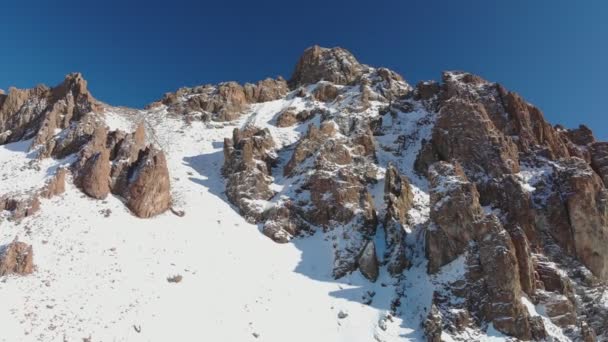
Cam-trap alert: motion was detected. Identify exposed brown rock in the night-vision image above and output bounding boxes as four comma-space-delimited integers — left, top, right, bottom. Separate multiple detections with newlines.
581, 321, 597, 342
0, 238, 34, 276
590, 142, 608, 185
313, 82, 339, 102
78, 148, 111, 199
383, 164, 413, 275
262, 202, 310, 243
244, 77, 289, 103
125, 147, 172, 218
477, 218, 534, 339
548, 158, 608, 280
289, 45, 368, 87
357, 240, 379, 282
275, 108, 298, 127
432, 98, 520, 180
223, 126, 276, 221
423, 304, 443, 342
41, 168, 67, 198
566, 125, 595, 146
414, 81, 441, 101
426, 161, 485, 273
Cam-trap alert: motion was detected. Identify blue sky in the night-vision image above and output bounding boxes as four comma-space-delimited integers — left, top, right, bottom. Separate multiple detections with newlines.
1, 1, 606, 138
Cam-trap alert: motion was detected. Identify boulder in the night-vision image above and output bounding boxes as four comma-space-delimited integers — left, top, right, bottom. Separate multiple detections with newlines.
78, 148, 111, 199
357, 240, 379, 282
0, 238, 34, 276
125, 148, 171, 218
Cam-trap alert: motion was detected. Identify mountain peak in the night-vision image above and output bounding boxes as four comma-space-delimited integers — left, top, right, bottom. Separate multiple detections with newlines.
289, 45, 370, 87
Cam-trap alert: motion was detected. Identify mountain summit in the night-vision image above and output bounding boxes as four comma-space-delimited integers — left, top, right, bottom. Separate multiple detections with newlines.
0, 46, 606, 341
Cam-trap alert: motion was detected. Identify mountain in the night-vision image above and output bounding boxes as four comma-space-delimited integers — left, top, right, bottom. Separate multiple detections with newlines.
0, 45, 606, 341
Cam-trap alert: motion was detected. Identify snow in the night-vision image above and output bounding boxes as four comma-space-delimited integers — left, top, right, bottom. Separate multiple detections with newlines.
0, 139, 70, 196
0, 89, 423, 341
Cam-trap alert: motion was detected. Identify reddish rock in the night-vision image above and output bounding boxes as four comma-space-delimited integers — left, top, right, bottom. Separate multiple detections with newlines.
289, 45, 368, 87
0, 238, 34, 276
426, 161, 485, 273
41, 168, 67, 198
126, 148, 172, 218
78, 148, 111, 199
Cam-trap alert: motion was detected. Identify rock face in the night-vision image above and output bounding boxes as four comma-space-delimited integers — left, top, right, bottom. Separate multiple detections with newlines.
426, 161, 484, 273
0, 73, 100, 147
151, 77, 288, 122
289, 45, 369, 87
0, 238, 34, 276
223, 126, 276, 222
383, 164, 413, 275
218, 46, 608, 341
78, 148, 111, 199
125, 148, 172, 218
0, 74, 172, 219
2, 46, 608, 341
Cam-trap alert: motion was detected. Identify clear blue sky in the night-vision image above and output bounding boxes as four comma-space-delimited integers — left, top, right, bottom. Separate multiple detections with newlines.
1, 1, 606, 138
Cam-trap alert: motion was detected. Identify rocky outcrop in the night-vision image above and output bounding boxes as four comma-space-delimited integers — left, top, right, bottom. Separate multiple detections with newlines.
0, 238, 34, 276
312, 82, 339, 102
590, 142, 608, 185
289, 45, 369, 87
125, 147, 172, 218
383, 164, 413, 275
477, 219, 535, 339
426, 161, 485, 273
152, 78, 288, 122
357, 240, 379, 281
547, 158, 608, 279
223, 126, 276, 222
0, 73, 100, 148
78, 148, 111, 199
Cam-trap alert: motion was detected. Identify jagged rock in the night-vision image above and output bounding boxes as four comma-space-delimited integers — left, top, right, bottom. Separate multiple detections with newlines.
580, 321, 597, 342
78, 148, 111, 199
414, 81, 441, 101
498, 88, 570, 159
125, 147, 171, 218
505, 225, 536, 297
0, 195, 41, 220
289, 45, 368, 87
0, 238, 34, 276
383, 164, 413, 275
262, 202, 310, 243
384, 163, 413, 224
41, 168, 67, 198
548, 158, 608, 280
426, 161, 485, 273
432, 98, 520, 180
538, 292, 577, 327
357, 240, 379, 282
244, 77, 288, 103
275, 108, 298, 127
590, 142, 608, 185
424, 304, 443, 342
0, 73, 100, 147
477, 217, 535, 339
313, 82, 339, 102
223, 126, 276, 221
284, 122, 336, 177
566, 125, 595, 146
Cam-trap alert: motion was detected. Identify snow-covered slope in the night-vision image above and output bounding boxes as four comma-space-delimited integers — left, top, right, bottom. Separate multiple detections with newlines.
1, 46, 607, 342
